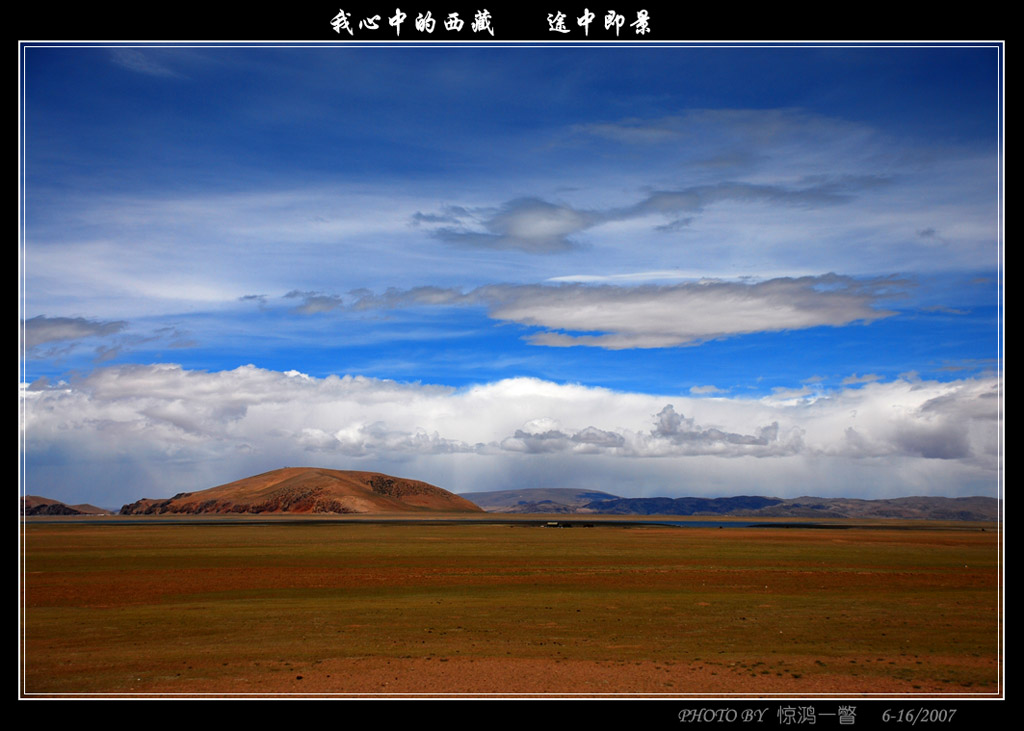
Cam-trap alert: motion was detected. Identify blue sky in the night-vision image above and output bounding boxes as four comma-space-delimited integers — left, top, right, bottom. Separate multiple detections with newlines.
20, 43, 1003, 507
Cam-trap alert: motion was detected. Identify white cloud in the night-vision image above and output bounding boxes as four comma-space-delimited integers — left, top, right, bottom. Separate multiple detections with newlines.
842, 373, 882, 385
484, 276, 898, 349
22, 364, 1000, 505
690, 385, 725, 394
324, 275, 901, 350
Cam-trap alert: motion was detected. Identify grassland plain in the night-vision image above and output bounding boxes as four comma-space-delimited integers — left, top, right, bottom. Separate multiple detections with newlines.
20, 518, 1001, 697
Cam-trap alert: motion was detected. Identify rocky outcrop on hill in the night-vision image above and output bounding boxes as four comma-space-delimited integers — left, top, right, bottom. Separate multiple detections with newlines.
22, 498, 83, 516
119, 467, 484, 515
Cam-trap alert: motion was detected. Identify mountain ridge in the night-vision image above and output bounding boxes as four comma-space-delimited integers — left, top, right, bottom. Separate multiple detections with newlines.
463, 489, 998, 521
459, 487, 620, 513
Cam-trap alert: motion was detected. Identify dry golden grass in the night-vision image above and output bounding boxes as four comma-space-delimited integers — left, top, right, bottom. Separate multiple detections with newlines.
20, 519, 1001, 697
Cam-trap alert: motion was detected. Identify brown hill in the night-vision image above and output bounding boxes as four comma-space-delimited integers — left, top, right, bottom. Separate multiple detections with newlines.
23, 495, 84, 516
22, 496, 110, 516
119, 467, 484, 516
67, 503, 110, 515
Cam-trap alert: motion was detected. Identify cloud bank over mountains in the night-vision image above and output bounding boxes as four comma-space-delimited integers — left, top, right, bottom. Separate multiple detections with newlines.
23, 364, 999, 505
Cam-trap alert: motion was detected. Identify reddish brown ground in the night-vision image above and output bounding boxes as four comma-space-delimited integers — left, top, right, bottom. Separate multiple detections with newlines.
117, 655, 998, 697
21, 520, 1002, 698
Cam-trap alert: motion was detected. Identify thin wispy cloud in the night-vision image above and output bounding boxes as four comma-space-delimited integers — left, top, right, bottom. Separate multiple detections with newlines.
24, 315, 127, 349
284, 290, 345, 315
690, 385, 725, 394
429, 197, 597, 254
417, 176, 892, 254
256, 275, 903, 350
842, 373, 882, 385
109, 48, 182, 78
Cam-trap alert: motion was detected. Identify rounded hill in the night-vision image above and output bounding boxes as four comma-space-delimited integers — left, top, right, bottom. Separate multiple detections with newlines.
119, 467, 483, 515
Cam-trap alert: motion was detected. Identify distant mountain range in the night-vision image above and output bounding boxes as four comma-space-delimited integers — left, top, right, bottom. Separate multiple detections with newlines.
23, 472, 999, 522
459, 487, 620, 514
461, 488, 999, 521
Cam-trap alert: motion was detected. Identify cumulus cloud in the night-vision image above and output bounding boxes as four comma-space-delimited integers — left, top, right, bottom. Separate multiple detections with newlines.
21, 364, 1000, 504
892, 421, 970, 460
298, 422, 472, 456
637, 405, 792, 456
571, 426, 626, 449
